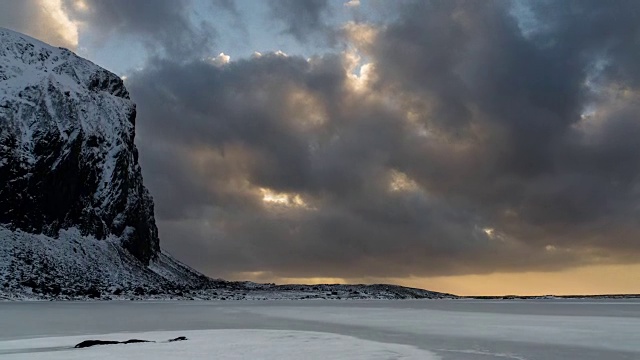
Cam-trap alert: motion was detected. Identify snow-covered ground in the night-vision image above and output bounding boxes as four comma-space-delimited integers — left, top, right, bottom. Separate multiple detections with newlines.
0, 329, 437, 360
0, 226, 215, 300
1, 299, 639, 359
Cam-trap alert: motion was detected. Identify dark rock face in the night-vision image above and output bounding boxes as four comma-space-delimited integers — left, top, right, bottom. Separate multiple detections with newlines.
74, 336, 188, 348
168, 336, 188, 342
0, 29, 159, 263
75, 339, 154, 348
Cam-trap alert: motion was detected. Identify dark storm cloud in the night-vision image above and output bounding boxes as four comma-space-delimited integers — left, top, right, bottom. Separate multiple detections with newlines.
366, 0, 640, 248
62, 0, 216, 58
124, 0, 640, 279
267, 0, 335, 43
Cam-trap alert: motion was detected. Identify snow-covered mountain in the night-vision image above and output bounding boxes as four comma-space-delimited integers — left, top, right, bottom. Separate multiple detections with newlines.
0, 28, 455, 301
0, 28, 217, 299
0, 28, 157, 262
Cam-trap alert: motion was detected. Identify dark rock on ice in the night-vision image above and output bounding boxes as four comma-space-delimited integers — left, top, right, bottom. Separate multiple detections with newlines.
75, 340, 121, 348
74, 339, 153, 348
74, 336, 188, 348
168, 336, 188, 342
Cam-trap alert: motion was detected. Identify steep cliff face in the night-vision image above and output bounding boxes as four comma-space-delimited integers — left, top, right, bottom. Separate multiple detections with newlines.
0, 28, 158, 263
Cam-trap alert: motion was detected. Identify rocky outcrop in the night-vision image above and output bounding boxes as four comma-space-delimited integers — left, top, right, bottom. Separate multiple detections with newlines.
74, 337, 188, 348
0, 28, 158, 263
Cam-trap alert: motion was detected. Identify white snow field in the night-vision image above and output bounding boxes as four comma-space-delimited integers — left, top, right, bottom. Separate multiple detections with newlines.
0, 329, 437, 360
1, 299, 639, 359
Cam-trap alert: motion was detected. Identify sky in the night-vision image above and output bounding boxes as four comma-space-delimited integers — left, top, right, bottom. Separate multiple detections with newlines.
1, 0, 640, 296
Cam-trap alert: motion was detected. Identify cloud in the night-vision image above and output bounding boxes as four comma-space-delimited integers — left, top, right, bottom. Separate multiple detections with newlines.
3, 0, 640, 282
0, 0, 78, 49
211, 0, 240, 16
1, 0, 222, 63
267, 0, 335, 44
62, 0, 216, 58
344, 0, 360, 8
209, 52, 231, 66
123, 0, 640, 281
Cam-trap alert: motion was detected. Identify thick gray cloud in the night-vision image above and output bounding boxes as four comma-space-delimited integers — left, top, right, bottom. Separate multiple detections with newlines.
365, 0, 640, 251
62, 0, 216, 58
3, 0, 639, 280
124, 0, 640, 280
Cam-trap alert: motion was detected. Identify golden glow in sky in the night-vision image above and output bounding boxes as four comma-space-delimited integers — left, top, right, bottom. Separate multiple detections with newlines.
260, 188, 310, 209
40, 0, 79, 49
229, 264, 640, 296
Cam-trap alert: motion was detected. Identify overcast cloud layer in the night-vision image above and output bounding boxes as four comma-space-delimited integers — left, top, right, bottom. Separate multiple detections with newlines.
2, 0, 639, 280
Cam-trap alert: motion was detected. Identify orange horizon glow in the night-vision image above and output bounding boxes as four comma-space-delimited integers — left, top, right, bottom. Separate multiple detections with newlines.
226, 263, 640, 297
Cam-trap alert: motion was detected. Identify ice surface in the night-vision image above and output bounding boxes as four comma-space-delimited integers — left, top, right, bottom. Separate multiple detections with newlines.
243, 301, 640, 353
1, 300, 639, 359
0, 329, 437, 360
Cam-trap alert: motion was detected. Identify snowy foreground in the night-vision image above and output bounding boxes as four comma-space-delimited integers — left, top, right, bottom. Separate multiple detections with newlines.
1, 300, 639, 359
0, 330, 436, 360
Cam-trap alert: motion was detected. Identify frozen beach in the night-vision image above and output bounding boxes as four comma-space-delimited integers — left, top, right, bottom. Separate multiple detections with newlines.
1, 299, 639, 359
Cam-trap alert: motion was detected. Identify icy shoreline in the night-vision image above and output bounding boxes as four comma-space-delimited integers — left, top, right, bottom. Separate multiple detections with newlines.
1, 300, 639, 359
